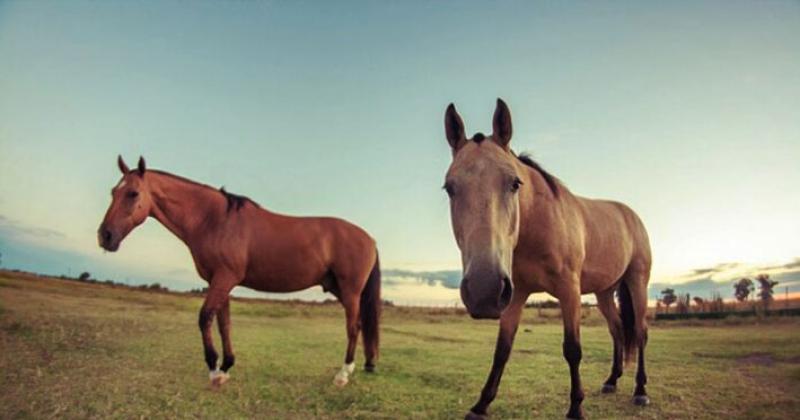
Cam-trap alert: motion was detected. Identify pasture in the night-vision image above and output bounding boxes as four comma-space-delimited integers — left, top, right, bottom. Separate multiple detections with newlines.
1, 271, 799, 419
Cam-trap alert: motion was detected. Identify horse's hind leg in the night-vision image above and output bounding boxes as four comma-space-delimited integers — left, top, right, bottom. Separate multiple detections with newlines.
333, 291, 360, 387
633, 334, 649, 405
624, 267, 651, 406
595, 288, 623, 393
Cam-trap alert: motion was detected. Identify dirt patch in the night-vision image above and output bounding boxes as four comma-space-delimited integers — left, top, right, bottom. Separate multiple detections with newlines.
0, 280, 23, 289
695, 351, 800, 366
383, 327, 470, 344
738, 352, 775, 366
736, 353, 800, 365
2, 321, 33, 337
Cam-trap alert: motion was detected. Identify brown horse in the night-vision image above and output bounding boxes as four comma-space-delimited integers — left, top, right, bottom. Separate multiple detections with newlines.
98, 157, 381, 387
443, 100, 652, 419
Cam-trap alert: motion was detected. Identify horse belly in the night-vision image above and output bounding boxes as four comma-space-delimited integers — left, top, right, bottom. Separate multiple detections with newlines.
579, 272, 618, 294
241, 258, 328, 293
579, 256, 630, 294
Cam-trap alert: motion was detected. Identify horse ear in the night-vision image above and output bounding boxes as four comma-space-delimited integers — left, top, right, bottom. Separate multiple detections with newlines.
445, 103, 466, 151
492, 98, 512, 147
137, 156, 146, 176
118, 155, 130, 174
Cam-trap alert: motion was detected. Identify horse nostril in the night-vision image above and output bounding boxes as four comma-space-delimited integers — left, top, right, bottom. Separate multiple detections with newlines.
102, 229, 113, 244
499, 276, 513, 308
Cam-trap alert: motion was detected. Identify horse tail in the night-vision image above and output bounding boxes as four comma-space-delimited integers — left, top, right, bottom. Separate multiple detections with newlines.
360, 251, 381, 371
618, 280, 638, 364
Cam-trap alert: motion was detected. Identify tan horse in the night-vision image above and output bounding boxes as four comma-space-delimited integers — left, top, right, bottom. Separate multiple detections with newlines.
98, 157, 380, 387
443, 100, 652, 419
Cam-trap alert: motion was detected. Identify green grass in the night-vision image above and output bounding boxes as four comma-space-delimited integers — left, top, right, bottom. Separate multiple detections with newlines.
1, 272, 799, 419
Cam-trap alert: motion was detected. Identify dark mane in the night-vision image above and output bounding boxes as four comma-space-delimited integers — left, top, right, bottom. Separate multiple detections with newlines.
516, 153, 561, 197
219, 187, 252, 212
149, 170, 256, 213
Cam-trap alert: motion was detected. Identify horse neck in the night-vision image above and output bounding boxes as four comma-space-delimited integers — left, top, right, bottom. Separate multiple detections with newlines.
146, 172, 226, 244
517, 161, 569, 235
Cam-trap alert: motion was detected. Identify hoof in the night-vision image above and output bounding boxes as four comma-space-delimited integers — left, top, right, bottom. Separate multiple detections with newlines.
465, 411, 488, 420
566, 408, 585, 419
333, 375, 349, 387
632, 395, 650, 406
333, 362, 355, 388
209, 370, 230, 388
601, 383, 617, 393
364, 363, 376, 373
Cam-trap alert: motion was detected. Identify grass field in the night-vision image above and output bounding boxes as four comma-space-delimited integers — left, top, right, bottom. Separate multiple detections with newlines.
2, 271, 799, 419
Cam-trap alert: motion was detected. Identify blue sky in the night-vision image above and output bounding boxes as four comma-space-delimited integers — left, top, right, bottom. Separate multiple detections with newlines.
1, 1, 799, 303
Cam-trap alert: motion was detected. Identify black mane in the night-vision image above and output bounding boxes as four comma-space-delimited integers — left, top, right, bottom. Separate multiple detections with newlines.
516, 153, 560, 197
219, 187, 252, 212
149, 170, 257, 214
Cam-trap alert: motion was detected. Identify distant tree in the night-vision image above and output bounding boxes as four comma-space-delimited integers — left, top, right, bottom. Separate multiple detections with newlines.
661, 288, 677, 313
734, 278, 754, 303
676, 293, 691, 314
693, 297, 705, 312
78, 271, 91, 281
755, 274, 779, 310
709, 291, 725, 313
525, 300, 560, 309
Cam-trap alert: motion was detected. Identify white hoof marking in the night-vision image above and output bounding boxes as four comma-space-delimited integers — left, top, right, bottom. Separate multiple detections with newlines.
333, 362, 355, 387
209, 369, 230, 386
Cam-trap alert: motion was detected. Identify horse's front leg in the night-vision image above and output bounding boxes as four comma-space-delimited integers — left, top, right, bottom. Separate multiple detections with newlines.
217, 296, 235, 375
198, 273, 237, 387
466, 292, 527, 420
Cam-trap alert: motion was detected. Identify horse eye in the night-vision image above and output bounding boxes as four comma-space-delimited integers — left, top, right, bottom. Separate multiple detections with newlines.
126, 191, 139, 199
443, 183, 455, 198
511, 178, 523, 193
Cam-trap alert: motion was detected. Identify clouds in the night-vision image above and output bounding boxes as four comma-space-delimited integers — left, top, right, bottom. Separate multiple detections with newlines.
651, 259, 800, 299
0, 215, 66, 241
382, 268, 461, 290
2, 211, 799, 306
782, 258, 800, 270
380, 258, 800, 295
670, 260, 800, 283
689, 267, 717, 276
383, 258, 800, 302
379, 269, 462, 306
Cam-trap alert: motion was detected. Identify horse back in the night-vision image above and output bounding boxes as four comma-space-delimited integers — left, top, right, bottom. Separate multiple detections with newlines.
237, 209, 375, 293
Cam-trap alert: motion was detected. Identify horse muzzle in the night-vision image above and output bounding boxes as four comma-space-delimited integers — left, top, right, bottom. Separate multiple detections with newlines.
460, 274, 513, 320
98, 226, 120, 252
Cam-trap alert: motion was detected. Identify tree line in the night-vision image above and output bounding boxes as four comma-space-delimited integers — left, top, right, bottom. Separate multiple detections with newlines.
658, 274, 781, 314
